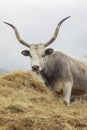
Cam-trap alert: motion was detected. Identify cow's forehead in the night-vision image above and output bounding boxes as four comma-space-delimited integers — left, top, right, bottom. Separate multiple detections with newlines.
30, 44, 45, 51
30, 44, 45, 49
30, 44, 45, 55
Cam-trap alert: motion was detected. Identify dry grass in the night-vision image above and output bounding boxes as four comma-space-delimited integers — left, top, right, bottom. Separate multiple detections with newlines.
0, 71, 87, 130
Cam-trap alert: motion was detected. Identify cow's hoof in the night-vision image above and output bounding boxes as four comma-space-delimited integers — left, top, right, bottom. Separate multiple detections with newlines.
70, 97, 75, 103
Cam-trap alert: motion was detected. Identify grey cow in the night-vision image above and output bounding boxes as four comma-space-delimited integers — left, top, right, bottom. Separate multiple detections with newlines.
4, 16, 87, 106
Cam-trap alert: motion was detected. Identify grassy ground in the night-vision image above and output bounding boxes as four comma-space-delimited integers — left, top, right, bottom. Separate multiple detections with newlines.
0, 71, 87, 130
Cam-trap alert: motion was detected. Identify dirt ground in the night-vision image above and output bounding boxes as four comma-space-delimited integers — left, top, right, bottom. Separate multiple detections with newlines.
0, 71, 87, 130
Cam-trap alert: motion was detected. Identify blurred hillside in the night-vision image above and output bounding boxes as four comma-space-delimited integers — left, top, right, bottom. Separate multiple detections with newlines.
0, 71, 87, 130
0, 68, 8, 75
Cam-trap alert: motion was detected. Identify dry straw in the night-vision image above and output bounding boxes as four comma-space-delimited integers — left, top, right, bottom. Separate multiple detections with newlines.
0, 71, 87, 130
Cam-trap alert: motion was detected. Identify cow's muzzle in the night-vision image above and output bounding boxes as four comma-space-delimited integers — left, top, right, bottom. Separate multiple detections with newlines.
32, 65, 40, 74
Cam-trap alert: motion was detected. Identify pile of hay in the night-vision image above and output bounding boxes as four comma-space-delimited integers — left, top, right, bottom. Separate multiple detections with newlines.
0, 71, 87, 130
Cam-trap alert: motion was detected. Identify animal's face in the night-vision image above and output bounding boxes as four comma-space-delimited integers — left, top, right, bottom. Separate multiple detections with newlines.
4, 16, 70, 74
21, 44, 53, 73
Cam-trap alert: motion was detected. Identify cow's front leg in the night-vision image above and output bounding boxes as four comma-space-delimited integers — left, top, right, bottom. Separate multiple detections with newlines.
63, 81, 73, 106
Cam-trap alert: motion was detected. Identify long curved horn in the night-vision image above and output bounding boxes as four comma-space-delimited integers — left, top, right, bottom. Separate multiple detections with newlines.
44, 16, 71, 47
3, 22, 30, 48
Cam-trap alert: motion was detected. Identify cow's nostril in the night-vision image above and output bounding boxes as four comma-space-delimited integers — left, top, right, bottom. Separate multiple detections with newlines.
32, 65, 39, 70
37, 66, 39, 69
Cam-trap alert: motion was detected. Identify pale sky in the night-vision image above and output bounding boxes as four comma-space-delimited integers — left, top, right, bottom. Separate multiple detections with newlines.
0, 0, 87, 71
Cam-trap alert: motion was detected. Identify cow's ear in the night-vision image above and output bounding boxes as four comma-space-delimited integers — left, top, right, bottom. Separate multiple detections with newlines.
45, 48, 54, 55
21, 50, 30, 56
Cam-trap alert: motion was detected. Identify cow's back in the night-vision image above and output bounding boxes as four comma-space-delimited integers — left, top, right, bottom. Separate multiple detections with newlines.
79, 58, 87, 66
